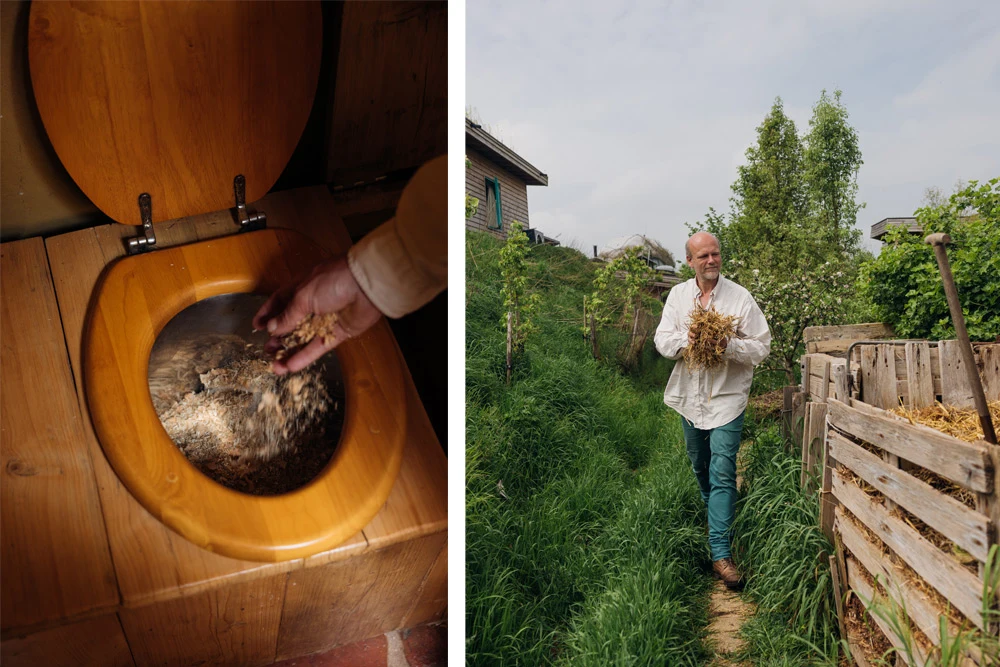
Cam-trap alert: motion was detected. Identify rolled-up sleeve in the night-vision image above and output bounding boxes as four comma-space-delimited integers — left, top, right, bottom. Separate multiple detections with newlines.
654, 288, 688, 361
724, 294, 770, 367
347, 155, 447, 318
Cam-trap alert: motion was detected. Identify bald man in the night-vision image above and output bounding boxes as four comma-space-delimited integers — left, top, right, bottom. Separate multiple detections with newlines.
653, 231, 771, 589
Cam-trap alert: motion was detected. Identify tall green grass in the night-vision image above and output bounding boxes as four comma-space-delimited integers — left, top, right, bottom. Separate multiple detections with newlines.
730, 423, 840, 665
466, 232, 711, 665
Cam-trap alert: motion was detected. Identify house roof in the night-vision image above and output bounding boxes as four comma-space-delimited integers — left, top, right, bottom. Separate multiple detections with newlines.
466, 119, 548, 186
871, 217, 922, 240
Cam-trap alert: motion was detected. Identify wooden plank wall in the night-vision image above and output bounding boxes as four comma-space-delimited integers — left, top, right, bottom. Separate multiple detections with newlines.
326, 2, 447, 186
465, 147, 531, 238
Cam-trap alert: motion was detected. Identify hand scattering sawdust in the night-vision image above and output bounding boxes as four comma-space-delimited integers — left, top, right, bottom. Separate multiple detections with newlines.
152, 335, 341, 495
275, 312, 340, 361
684, 306, 739, 370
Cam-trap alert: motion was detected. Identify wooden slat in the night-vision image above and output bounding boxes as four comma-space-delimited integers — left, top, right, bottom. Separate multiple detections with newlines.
833, 362, 849, 403
833, 471, 984, 628
803, 323, 895, 344
828, 398, 992, 493
0, 614, 134, 667
791, 391, 805, 452
830, 431, 989, 563
276, 532, 446, 661
892, 345, 941, 378
804, 403, 828, 490
0, 238, 119, 631
977, 344, 1000, 402
119, 574, 286, 667
905, 341, 935, 408
876, 344, 898, 409
846, 557, 928, 666
837, 512, 982, 667
819, 358, 831, 402
941, 339, 976, 408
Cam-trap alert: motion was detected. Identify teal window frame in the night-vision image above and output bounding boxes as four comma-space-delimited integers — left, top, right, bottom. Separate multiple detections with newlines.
485, 176, 503, 230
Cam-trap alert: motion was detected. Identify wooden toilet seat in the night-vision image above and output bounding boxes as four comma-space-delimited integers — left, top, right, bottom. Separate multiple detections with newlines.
29, 2, 410, 561
83, 228, 408, 561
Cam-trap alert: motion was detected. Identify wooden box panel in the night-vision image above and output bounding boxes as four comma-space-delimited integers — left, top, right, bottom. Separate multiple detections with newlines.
1, 614, 133, 667
276, 531, 446, 660
0, 238, 118, 631
119, 575, 286, 667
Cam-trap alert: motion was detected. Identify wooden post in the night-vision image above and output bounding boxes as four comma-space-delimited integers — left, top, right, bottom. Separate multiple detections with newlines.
802, 355, 813, 397
790, 391, 805, 453
782, 386, 794, 442
832, 363, 848, 403
506, 311, 512, 384
590, 314, 600, 361
819, 358, 831, 403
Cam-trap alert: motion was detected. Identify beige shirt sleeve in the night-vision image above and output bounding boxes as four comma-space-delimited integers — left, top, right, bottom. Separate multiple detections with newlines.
346, 155, 447, 318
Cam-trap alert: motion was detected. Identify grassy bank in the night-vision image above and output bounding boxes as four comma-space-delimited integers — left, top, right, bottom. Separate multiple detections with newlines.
466, 232, 712, 665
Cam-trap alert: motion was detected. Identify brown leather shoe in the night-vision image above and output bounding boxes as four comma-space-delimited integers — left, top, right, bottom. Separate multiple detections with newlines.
712, 558, 744, 590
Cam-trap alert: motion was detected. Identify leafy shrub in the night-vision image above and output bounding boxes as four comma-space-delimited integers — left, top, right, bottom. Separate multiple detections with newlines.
859, 178, 1000, 341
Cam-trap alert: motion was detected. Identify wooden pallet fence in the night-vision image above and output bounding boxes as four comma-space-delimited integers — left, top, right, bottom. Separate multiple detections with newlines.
803, 322, 896, 356
827, 396, 998, 664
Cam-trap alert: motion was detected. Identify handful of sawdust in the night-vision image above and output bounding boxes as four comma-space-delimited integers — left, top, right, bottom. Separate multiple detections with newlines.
683, 306, 738, 370
275, 312, 339, 361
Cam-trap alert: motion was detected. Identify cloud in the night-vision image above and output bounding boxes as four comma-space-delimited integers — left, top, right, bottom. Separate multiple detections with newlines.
468, 1, 1000, 260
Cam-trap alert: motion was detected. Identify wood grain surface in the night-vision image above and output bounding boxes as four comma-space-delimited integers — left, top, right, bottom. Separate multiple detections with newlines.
28, 1, 321, 225
44, 186, 445, 606
0, 238, 118, 632
1, 614, 134, 667
119, 574, 286, 667
833, 471, 984, 629
276, 532, 447, 661
830, 431, 989, 563
836, 512, 982, 667
827, 398, 991, 493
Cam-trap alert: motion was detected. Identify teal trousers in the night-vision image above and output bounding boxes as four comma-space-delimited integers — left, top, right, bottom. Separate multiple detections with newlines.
680, 411, 745, 561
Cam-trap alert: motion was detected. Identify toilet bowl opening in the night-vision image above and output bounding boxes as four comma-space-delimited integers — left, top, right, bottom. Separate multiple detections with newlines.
148, 293, 346, 496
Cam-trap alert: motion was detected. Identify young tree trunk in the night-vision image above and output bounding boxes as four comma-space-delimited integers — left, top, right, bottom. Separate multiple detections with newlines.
626, 303, 641, 366
590, 313, 600, 361
784, 357, 796, 385
506, 311, 513, 385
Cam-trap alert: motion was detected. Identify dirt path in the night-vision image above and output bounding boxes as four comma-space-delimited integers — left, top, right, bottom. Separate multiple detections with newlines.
707, 580, 756, 666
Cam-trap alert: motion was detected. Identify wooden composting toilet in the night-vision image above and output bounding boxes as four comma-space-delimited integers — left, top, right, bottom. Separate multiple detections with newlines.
1, 2, 446, 664
28, 1, 408, 561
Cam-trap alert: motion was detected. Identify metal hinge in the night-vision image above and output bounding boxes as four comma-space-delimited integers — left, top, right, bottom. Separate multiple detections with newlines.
126, 193, 157, 255
232, 175, 266, 232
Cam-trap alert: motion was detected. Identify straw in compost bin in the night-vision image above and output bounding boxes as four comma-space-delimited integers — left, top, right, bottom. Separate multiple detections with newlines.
892, 400, 1000, 443
683, 306, 738, 370
275, 312, 340, 361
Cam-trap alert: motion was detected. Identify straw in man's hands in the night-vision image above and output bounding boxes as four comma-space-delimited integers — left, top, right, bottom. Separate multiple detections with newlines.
684, 306, 739, 370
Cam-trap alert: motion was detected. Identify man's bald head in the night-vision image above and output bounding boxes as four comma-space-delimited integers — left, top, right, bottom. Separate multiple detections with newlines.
685, 231, 719, 260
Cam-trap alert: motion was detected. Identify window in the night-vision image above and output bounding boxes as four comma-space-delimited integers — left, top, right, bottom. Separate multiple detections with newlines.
484, 177, 503, 230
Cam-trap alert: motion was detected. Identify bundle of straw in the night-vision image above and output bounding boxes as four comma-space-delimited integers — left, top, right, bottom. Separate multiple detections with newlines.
683, 306, 738, 370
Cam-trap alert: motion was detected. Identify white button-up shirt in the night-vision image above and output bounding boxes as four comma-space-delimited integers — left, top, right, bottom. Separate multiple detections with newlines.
654, 275, 771, 430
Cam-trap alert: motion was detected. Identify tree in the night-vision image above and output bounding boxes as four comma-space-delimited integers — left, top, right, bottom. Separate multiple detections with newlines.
684, 92, 872, 383
499, 221, 540, 383
803, 90, 864, 253
859, 178, 1000, 341
727, 97, 812, 276
586, 247, 655, 369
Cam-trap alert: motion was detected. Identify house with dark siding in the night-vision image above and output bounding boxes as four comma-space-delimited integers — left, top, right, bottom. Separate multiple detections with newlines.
465, 118, 548, 239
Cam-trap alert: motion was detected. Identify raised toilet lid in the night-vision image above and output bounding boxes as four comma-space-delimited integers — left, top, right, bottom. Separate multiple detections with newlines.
28, 1, 322, 224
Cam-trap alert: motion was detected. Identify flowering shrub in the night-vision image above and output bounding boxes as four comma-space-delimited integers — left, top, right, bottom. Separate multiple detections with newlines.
500, 221, 541, 358
735, 260, 855, 382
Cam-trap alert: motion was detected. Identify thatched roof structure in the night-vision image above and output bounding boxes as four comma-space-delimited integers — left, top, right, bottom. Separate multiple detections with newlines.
598, 234, 676, 272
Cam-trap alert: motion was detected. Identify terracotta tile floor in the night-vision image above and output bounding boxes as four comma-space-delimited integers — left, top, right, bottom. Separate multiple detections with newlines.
272, 623, 447, 667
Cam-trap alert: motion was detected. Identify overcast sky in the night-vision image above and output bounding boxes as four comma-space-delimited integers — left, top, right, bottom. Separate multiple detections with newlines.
466, 0, 1000, 265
